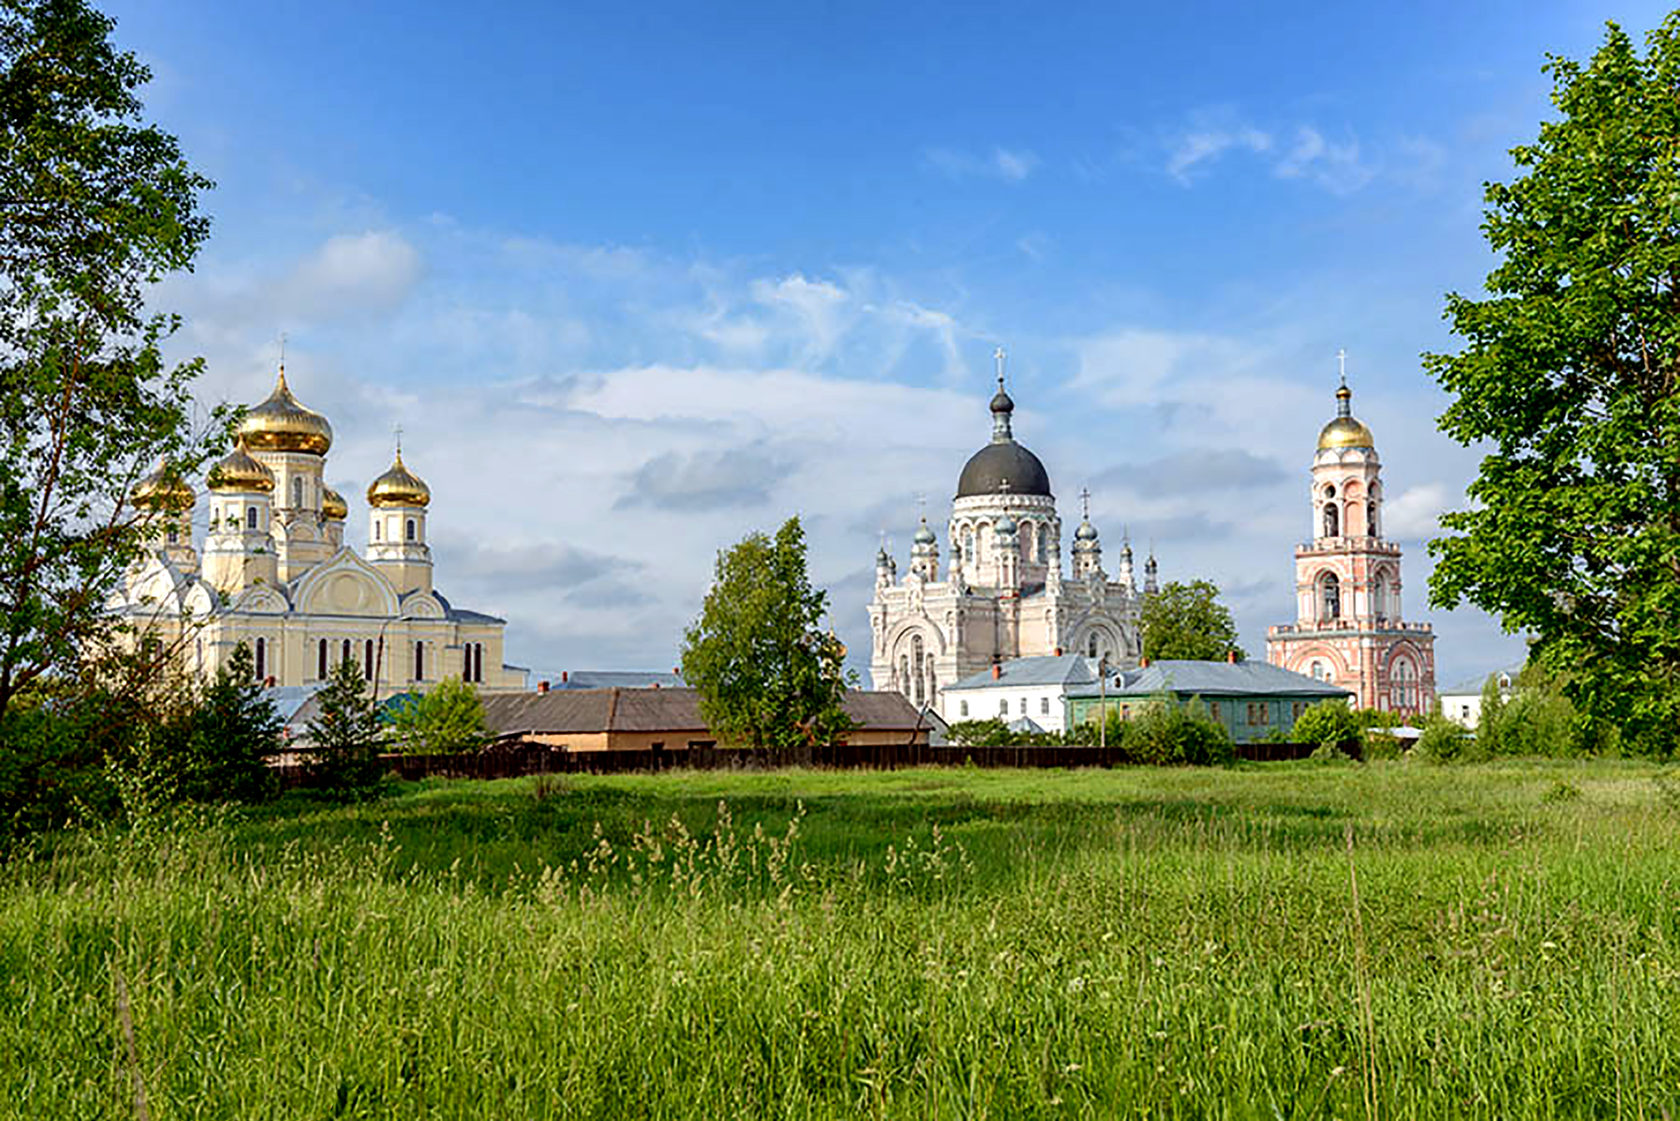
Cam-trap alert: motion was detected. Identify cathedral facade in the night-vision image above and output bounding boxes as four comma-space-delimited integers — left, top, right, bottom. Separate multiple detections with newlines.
111, 368, 524, 698
868, 361, 1154, 708
1265, 378, 1435, 715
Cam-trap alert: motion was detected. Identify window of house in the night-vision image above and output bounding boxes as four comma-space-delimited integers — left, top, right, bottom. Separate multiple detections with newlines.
1041, 697, 1050, 715
999, 698, 1008, 715
1248, 702, 1267, 725
1461, 705, 1471, 720
1210, 701, 1221, 720
1019, 697, 1027, 715
960, 700, 969, 717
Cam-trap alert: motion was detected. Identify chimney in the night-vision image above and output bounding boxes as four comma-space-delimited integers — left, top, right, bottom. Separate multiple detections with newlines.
561, 670, 569, 683
991, 663, 1001, 680
1226, 649, 1237, 664
538, 680, 550, 693
1141, 656, 1150, 668
1054, 646, 1062, 657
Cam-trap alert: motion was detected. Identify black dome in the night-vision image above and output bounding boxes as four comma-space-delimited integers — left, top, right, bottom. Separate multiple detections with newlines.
956, 441, 1052, 498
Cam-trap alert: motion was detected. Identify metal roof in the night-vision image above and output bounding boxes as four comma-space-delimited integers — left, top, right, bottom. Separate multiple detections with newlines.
1067, 659, 1353, 700
481, 687, 927, 738
1439, 663, 1525, 697
944, 654, 1101, 692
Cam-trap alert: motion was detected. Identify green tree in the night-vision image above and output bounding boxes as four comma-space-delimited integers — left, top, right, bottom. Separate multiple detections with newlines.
305, 658, 384, 799
1119, 696, 1233, 766
0, 0, 216, 728
1424, 17, 1680, 757
187, 642, 280, 802
1139, 580, 1244, 662
680, 517, 853, 749
390, 677, 490, 755
1290, 699, 1362, 748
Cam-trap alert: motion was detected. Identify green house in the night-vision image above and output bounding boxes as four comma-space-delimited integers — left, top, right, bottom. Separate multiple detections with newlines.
1064, 659, 1354, 744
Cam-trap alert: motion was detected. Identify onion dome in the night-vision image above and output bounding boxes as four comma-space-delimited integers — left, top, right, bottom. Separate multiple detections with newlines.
958, 364, 1052, 499
1318, 382, 1375, 450
131, 460, 195, 512
366, 448, 430, 508
995, 511, 1018, 538
1074, 518, 1099, 542
322, 485, 349, 520
913, 517, 937, 546
207, 437, 275, 493
237, 367, 333, 455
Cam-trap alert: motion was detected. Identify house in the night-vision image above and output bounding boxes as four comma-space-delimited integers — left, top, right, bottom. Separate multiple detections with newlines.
535, 670, 685, 691
1438, 665, 1523, 729
480, 687, 931, 751
1063, 658, 1353, 744
939, 654, 1100, 734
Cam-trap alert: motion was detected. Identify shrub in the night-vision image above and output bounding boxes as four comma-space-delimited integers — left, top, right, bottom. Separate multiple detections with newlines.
305, 659, 386, 799
1414, 719, 1473, 764
1291, 700, 1362, 749
1120, 696, 1233, 766
390, 677, 490, 755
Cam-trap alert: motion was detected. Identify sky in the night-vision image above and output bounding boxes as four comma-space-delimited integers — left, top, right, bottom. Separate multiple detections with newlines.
107, 0, 1675, 689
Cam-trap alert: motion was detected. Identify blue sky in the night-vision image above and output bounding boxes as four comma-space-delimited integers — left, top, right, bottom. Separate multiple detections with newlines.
111, 0, 1674, 686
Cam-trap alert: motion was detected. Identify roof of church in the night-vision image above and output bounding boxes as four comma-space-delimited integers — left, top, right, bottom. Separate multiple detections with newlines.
1070, 659, 1352, 699
430, 590, 505, 625
956, 440, 1052, 498
481, 686, 927, 738
944, 655, 1101, 692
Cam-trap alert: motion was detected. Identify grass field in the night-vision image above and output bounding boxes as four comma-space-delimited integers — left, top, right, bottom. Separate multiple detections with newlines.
3, 759, 1678, 1119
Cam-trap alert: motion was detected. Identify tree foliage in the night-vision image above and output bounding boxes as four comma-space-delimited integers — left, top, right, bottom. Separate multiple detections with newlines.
0, 0, 215, 727
1140, 580, 1244, 662
305, 658, 384, 799
186, 642, 280, 802
1290, 699, 1363, 749
1424, 17, 1680, 756
390, 677, 490, 756
680, 517, 853, 749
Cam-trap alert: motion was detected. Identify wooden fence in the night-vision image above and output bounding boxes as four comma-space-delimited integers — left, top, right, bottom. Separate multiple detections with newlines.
274, 739, 1327, 789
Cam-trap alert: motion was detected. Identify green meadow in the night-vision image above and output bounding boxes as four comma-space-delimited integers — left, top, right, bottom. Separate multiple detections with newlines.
3, 760, 1677, 1119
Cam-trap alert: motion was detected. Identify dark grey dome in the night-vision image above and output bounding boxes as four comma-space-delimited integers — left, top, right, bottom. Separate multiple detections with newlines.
956, 441, 1052, 498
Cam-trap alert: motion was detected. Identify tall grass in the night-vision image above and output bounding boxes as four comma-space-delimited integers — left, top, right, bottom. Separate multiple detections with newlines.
2, 760, 1677, 1118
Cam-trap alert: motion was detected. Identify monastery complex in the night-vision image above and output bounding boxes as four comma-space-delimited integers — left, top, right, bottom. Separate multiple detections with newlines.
113, 369, 523, 698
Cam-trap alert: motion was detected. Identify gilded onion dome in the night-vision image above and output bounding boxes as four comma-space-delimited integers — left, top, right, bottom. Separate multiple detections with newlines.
913, 517, 937, 546
131, 459, 195, 512
237, 367, 333, 455
322, 485, 349, 520
1317, 382, 1376, 450
207, 437, 275, 492
366, 448, 430, 508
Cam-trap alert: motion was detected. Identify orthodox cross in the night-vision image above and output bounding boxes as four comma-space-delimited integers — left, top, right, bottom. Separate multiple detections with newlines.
998, 478, 1012, 497
1079, 486, 1091, 521
1337, 347, 1347, 386
994, 346, 1007, 386
393, 423, 403, 457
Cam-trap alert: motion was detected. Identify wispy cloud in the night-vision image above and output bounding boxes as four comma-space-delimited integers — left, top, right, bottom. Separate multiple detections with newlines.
924, 145, 1040, 182
1163, 111, 1388, 195
1272, 126, 1375, 195
1166, 123, 1272, 183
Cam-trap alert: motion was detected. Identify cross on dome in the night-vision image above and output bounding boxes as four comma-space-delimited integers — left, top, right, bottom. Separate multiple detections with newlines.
1079, 486, 1091, 520
994, 346, 1007, 387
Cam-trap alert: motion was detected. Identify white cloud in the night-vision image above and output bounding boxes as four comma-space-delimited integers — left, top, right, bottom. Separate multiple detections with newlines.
1163, 112, 1389, 195
1273, 126, 1375, 195
924, 145, 1040, 182
280, 231, 422, 317
1382, 482, 1448, 541
1166, 125, 1272, 183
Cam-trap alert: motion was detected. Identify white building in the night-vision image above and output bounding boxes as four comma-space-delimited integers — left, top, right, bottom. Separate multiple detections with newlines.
1438, 666, 1521, 729
110, 367, 525, 697
869, 352, 1155, 708
939, 654, 1100, 734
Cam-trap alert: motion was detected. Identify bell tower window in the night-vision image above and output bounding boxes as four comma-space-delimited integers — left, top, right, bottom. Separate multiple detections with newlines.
1323, 503, 1338, 538
406, 518, 416, 542
291, 477, 303, 507
1318, 573, 1341, 621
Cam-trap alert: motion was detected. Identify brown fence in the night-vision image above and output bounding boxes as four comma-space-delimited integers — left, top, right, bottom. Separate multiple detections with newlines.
274, 739, 1325, 789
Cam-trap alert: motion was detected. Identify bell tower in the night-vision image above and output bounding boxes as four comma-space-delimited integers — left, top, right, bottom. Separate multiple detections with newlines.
1266, 359, 1435, 715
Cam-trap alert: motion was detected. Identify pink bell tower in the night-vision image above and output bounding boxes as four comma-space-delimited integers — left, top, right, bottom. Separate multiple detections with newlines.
1266, 358, 1435, 716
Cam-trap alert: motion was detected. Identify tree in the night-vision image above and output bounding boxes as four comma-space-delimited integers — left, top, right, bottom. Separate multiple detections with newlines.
305, 658, 384, 798
680, 517, 853, 749
390, 677, 489, 755
1290, 699, 1362, 749
1140, 580, 1244, 662
1424, 17, 1680, 757
0, 0, 216, 729
187, 642, 280, 802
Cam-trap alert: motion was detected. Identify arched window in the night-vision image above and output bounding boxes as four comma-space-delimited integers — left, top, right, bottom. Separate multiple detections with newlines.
342, 638, 351, 667
291, 477, 303, 507
1311, 660, 1330, 683
911, 634, 926, 707
898, 654, 910, 696
406, 518, 416, 542
365, 639, 375, 681
1087, 632, 1100, 659
318, 638, 328, 679
1323, 503, 1339, 538
1367, 500, 1378, 538
1392, 659, 1416, 711
246, 506, 258, 530
415, 641, 424, 681
1319, 573, 1341, 621
1372, 578, 1387, 621
1037, 525, 1048, 564
925, 666, 936, 705
374, 521, 382, 541
962, 526, 973, 563
254, 637, 265, 681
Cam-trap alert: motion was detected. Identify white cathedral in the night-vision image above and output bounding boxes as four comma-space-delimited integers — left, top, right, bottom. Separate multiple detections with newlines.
110, 367, 524, 697
868, 355, 1156, 708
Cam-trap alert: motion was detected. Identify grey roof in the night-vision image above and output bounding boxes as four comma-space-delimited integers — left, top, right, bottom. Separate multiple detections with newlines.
945, 654, 1100, 692
956, 440, 1052, 498
1439, 663, 1525, 697
481, 687, 927, 738
1007, 716, 1046, 735
541, 670, 685, 690
431, 590, 506, 625
1068, 659, 1354, 700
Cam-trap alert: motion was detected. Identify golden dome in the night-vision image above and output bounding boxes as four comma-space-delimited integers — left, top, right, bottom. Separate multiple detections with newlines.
237, 367, 333, 455
322, 485, 349, 520
1317, 383, 1375, 450
366, 448, 430, 508
131, 460, 195, 512
207, 437, 275, 493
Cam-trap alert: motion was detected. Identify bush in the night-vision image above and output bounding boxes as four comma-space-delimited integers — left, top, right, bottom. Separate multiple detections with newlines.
1291, 700, 1362, 749
390, 677, 490, 755
1120, 696, 1233, 766
1414, 719, 1474, 764
305, 659, 386, 799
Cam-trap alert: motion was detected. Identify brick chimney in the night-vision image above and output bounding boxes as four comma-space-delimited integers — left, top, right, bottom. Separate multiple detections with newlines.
1054, 646, 1062, 657
561, 670, 569, 684
1226, 649, 1237, 664
991, 663, 1001, 679
1141, 656, 1150, 668
538, 680, 550, 693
